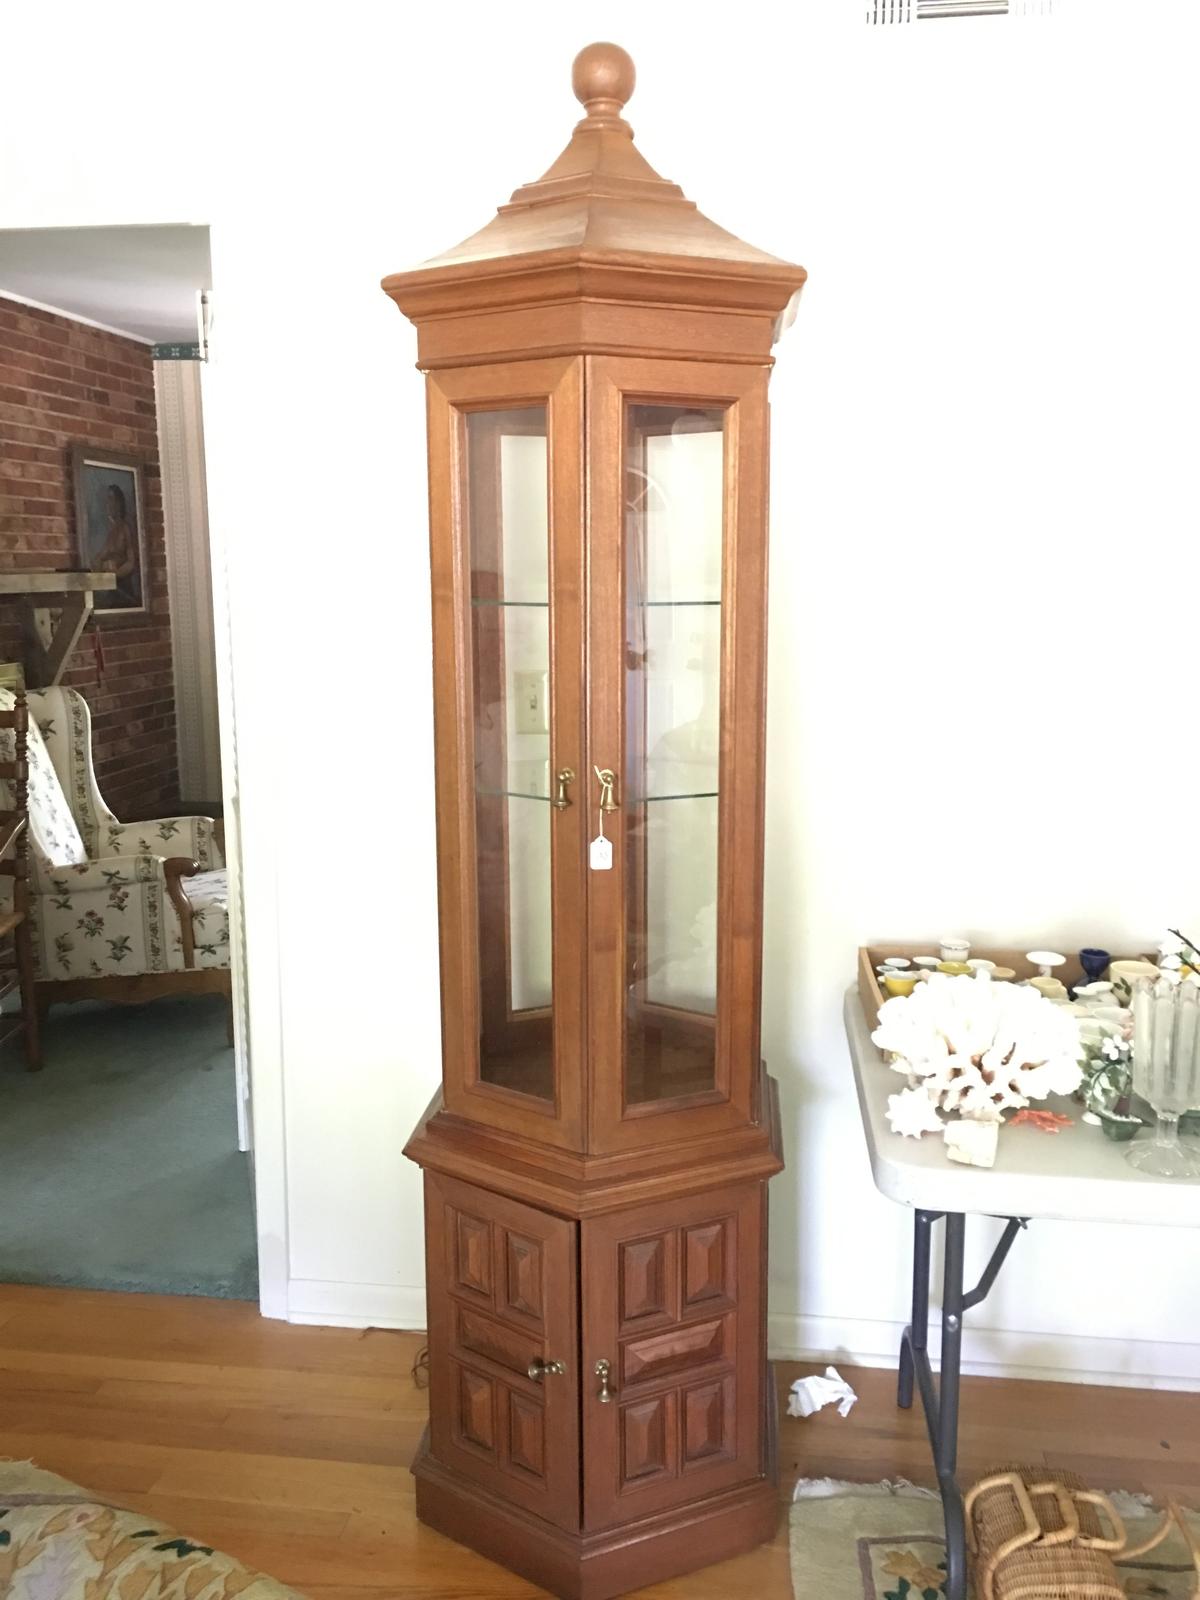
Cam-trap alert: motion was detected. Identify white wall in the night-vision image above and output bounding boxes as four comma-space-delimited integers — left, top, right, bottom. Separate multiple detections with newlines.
4, 0, 1196, 1380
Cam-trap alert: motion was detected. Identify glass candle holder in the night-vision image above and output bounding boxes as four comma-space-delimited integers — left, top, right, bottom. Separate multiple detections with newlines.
1128, 976, 1200, 1179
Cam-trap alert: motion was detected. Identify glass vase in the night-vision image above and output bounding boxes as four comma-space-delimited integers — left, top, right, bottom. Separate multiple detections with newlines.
1127, 977, 1200, 1179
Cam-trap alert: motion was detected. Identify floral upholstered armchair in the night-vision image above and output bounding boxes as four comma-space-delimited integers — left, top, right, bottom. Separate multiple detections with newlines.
0, 686, 231, 1020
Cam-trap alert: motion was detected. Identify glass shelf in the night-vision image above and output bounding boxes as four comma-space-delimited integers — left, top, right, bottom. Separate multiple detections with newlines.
477, 788, 719, 804
478, 786, 551, 802
472, 598, 719, 608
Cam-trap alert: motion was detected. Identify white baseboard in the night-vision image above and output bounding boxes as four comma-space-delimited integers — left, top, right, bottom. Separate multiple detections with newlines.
769, 1313, 1200, 1392
279, 1285, 1200, 1392
286, 1278, 426, 1329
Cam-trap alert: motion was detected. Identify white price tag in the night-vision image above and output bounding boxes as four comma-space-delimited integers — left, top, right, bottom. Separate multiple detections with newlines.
589, 835, 613, 871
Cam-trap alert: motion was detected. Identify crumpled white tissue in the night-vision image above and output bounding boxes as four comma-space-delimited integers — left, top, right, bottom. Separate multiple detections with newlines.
787, 1366, 858, 1419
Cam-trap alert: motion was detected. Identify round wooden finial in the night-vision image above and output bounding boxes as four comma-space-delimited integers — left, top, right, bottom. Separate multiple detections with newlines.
572, 42, 635, 127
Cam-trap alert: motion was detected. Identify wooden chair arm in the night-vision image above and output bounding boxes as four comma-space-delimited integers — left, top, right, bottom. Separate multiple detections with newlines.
163, 856, 201, 969
0, 814, 27, 860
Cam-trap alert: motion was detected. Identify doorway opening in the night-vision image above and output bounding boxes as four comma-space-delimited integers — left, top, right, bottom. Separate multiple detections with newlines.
0, 223, 254, 1300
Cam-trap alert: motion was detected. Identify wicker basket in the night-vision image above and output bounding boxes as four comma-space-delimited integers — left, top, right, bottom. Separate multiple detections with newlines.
967, 1467, 1127, 1600
966, 1466, 1199, 1600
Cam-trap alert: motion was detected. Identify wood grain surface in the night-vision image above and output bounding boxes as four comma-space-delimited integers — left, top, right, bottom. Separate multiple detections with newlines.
0, 1285, 1196, 1600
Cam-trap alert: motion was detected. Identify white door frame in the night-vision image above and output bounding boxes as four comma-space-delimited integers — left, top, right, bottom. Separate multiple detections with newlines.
198, 281, 289, 1320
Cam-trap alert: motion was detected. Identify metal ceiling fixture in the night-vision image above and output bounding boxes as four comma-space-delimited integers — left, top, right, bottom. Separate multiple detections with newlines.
867, 0, 1052, 20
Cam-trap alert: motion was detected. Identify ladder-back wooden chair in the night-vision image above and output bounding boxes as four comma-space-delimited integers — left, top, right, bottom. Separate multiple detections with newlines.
0, 693, 41, 1069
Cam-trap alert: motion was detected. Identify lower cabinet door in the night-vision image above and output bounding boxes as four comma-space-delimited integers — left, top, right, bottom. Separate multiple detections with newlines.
580, 1183, 766, 1530
425, 1172, 580, 1531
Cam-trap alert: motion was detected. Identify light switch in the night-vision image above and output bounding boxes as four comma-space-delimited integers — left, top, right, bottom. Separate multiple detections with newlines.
514, 670, 549, 735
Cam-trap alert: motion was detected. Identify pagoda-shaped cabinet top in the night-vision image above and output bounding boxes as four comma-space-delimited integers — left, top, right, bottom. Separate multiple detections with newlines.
389, 45, 803, 1181
383, 42, 806, 369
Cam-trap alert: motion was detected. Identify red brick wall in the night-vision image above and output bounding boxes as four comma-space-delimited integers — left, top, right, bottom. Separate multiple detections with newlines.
0, 297, 179, 821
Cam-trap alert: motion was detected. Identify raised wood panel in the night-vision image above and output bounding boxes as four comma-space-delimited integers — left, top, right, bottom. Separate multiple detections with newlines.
507, 1391, 546, 1480
455, 1305, 536, 1382
683, 1377, 731, 1466
619, 1234, 671, 1326
622, 1317, 726, 1387
455, 1365, 496, 1455
503, 1231, 544, 1322
453, 1212, 493, 1301
620, 1393, 675, 1485
683, 1220, 729, 1309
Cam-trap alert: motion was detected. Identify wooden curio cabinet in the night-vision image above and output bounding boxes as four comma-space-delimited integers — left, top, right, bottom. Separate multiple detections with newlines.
384, 43, 805, 1600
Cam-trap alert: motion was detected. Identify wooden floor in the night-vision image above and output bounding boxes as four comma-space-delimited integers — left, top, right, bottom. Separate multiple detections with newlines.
0, 1283, 1197, 1599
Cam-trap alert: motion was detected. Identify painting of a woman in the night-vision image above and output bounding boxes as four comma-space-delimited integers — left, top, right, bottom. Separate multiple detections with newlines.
71, 447, 147, 613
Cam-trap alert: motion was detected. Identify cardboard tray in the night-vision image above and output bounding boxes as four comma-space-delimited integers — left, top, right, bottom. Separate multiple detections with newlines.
857, 943, 1149, 1030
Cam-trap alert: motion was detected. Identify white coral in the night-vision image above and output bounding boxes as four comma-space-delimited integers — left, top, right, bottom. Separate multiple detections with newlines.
873, 972, 1084, 1134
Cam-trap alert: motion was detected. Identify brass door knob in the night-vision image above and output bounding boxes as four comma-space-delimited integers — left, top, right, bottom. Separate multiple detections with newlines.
594, 1357, 614, 1402
527, 1357, 566, 1381
552, 768, 575, 809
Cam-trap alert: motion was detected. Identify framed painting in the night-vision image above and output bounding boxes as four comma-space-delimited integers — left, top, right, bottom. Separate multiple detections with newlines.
70, 443, 149, 617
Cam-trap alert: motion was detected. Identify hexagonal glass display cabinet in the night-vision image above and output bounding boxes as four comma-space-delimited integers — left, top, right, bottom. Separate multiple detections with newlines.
383, 43, 806, 1600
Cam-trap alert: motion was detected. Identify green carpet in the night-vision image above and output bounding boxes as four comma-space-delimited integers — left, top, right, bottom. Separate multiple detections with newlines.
0, 994, 257, 1300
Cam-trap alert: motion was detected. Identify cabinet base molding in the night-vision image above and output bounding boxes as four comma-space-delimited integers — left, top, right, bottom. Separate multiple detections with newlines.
412, 1427, 780, 1600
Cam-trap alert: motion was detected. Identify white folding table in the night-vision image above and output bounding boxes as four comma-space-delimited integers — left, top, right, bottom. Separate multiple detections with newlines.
844, 987, 1200, 1600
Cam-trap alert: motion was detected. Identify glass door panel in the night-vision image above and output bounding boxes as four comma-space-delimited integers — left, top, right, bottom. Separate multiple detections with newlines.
466, 408, 553, 1102
624, 406, 726, 1107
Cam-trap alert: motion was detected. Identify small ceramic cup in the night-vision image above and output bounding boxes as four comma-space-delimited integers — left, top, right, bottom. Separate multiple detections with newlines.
989, 966, 1016, 981
913, 956, 940, 970
937, 961, 972, 976
883, 973, 920, 997
882, 956, 912, 970
940, 937, 970, 963
1107, 958, 1161, 1004
966, 958, 996, 975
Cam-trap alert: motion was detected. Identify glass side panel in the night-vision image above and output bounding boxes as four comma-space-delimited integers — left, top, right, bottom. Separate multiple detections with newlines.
466, 408, 553, 1102
624, 405, 726, 1107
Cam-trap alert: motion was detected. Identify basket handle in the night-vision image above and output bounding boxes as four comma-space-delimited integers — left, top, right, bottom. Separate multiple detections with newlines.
1118, 1497, 1200, 1597
965, 1474, 1074, 1600
1068, 1488, 1128, 1553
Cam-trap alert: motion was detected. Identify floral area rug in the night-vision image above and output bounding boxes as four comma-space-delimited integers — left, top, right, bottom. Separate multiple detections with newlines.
790, 1479, 1200, 1599
0, 1461, 303, 1599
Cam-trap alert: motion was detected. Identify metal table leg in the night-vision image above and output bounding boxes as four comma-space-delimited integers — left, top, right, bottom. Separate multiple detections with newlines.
898, 1210, 1026, 1600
